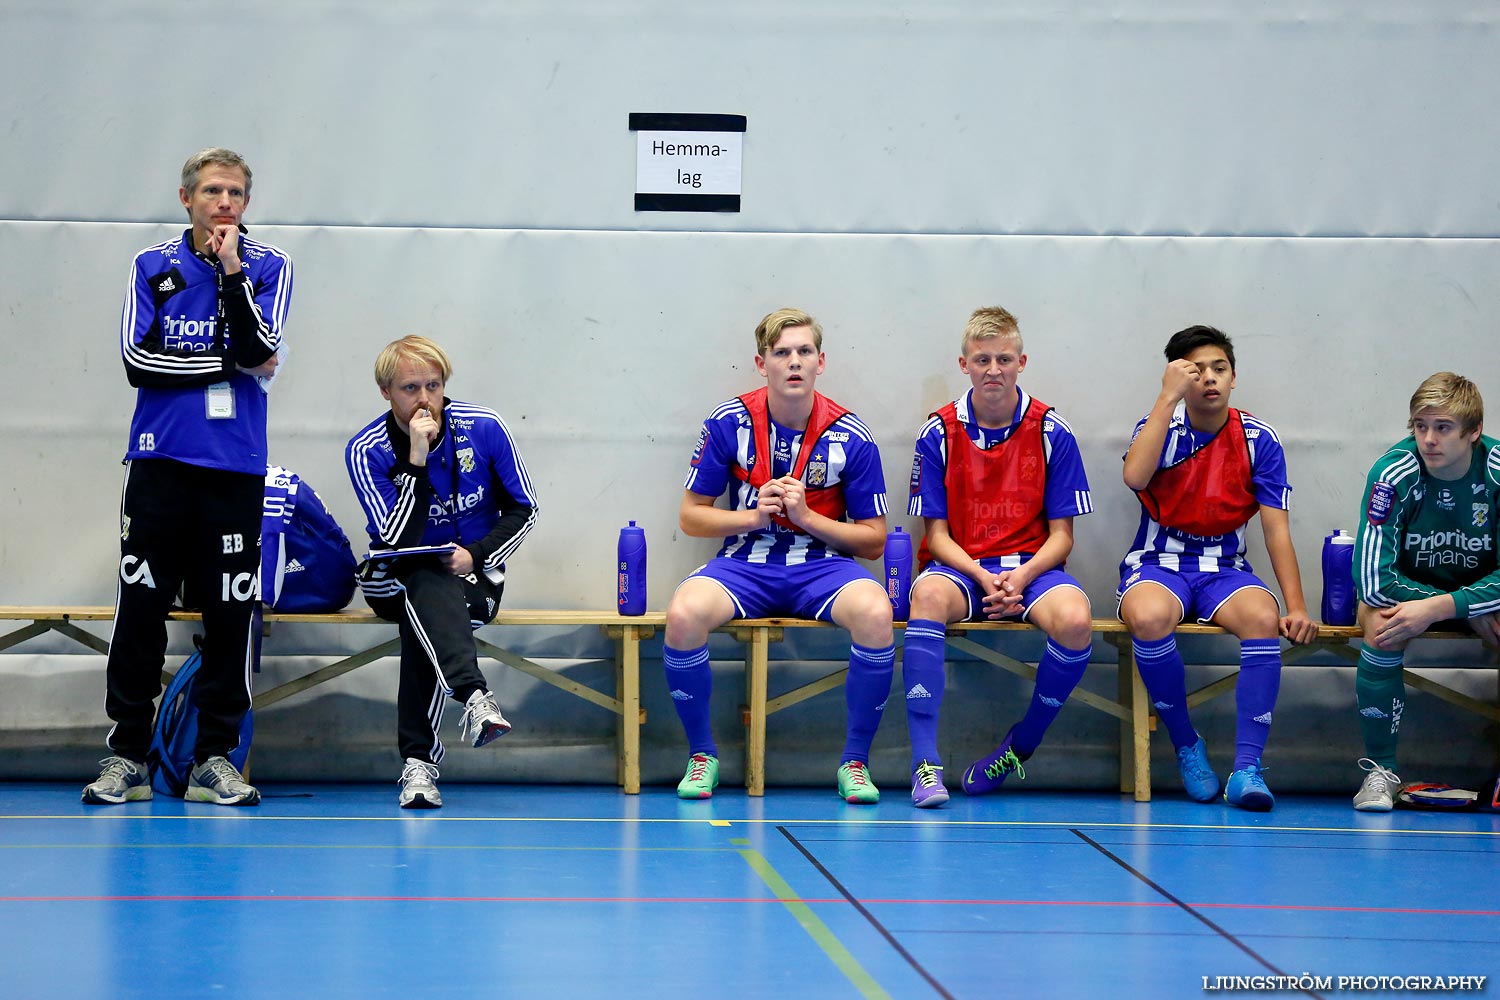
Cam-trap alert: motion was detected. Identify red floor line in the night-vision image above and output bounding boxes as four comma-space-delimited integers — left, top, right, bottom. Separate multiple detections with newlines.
2, 895, 1497, 916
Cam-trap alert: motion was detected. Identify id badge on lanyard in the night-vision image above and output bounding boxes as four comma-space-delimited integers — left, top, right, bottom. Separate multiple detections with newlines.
204, 257, 234, 419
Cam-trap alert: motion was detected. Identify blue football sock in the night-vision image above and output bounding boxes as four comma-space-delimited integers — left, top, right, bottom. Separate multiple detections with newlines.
1010, 638, 1091, 757
901, 619, 947, 769
663, 643, 716, 757
842, 641, 896, 764
1132, 634, 1198, 751
1234, 637, 1282, 769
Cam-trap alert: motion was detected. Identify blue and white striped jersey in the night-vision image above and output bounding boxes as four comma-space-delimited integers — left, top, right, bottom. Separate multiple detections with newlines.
1120, 401, 1291, 576
907, 387, 1093, 526
684, 397, 888, 565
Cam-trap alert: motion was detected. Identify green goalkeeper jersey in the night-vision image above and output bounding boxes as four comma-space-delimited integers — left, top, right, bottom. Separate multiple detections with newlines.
1354, 435, 1500, 618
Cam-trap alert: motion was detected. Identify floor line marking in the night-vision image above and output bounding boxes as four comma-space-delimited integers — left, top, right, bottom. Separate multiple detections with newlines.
5, 814, 1499, 838
779, 825, 954, 1000
1072, 828, 1323, 999
736, 846, 892, 1000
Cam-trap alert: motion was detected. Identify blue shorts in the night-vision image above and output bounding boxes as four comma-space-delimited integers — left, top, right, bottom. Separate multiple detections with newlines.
1116, 564, 1275, 625
914, 558, 1087, 623
683, 556, 879, 621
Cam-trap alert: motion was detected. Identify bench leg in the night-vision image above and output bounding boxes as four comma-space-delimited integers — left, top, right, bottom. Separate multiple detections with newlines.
615, 626, 642, 795
1131, 658, 1151, 802
744, 628, 769, 796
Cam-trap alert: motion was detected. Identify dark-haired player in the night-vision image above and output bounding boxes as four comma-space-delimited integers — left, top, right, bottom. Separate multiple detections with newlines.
1117, 325, 1317, 811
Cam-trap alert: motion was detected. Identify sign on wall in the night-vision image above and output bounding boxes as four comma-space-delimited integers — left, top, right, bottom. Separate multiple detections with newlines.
630, 113, 746, 212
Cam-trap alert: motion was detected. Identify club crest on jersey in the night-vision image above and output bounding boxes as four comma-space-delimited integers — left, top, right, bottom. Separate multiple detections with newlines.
457, 447, 476, 474
1367, 482, 1396, 525
1475, 504, 1490, 529
120, 514, 131, 541
806, 455, 827, 487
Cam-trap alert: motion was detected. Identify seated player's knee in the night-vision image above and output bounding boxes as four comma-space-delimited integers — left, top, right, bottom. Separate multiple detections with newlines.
1049, 594, 1094, 649
837, 581, 894, 643
665, 584, 725, 646
909, 577, 958, 623
1120, 581, 1178, 639
1224, 591, 1281, 640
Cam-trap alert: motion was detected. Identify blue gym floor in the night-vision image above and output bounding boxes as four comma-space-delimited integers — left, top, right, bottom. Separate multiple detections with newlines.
2, 785, 1497, 999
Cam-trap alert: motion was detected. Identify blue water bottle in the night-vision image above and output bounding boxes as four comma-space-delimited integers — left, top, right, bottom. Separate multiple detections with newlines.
617, 521, 647, 616
884, 526, 913, 622
1321, 529, 1356, 626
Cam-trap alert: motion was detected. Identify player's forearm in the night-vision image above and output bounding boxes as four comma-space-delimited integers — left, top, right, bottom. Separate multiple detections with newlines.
798, 512, 885, 560
1122, 406, 1172, 490
1020, 524, 1075, 582
924, 530, 987, 585
680, 501, 761, 539
1262, 519, 1311, 615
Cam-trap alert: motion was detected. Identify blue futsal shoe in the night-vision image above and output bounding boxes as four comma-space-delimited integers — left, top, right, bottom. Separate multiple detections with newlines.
1175, 737, 1221, 803
1225, 763, 1275, 812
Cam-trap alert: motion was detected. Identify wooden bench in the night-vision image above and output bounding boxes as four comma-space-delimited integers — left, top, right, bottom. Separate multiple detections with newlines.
0, 606, 664, 794
727, 618, 1493, 800
3, 607, 1492, 800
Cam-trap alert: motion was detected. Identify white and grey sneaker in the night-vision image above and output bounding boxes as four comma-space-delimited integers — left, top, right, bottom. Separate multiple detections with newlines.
399, 758, 442, 809
82, 756, 153, 804
460, 689, 512, 748
1353, 758, 1401, 812
185, 756, 261, 806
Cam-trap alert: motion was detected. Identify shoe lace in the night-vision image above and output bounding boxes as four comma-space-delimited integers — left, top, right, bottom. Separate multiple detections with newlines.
686, 754, 712, 782
914, 761, 943, 789
1238, 764, 1269, 788
1177, 744, 1214, 782
843, 761, 870, 787
97, 756, 141, 781
200, 756, 243, 788
400, 759, 439, 787
984, 750, 1025, 782
1358, 757, 1400, 793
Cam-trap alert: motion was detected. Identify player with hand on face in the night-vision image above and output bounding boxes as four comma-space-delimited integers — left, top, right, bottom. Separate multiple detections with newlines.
1117, 325, 1317, 811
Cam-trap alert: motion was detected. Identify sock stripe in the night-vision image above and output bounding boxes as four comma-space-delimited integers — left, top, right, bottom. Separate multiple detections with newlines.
1044, 638, 1092, 663
664, 645, 711, 670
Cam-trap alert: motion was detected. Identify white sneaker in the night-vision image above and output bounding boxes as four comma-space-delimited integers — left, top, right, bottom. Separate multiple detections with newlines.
185, 756, 260, 807
1353, 758, 1401, 812
399, 757, 442, 809
82, 756, 153, 804
460, 689, 512, 747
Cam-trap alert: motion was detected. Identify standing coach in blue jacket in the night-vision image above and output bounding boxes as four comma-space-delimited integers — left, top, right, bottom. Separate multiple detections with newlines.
84, 147, 292, 807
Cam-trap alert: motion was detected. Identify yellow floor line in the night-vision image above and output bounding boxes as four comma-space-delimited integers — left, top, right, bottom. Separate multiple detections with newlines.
737, 846, 890, 1000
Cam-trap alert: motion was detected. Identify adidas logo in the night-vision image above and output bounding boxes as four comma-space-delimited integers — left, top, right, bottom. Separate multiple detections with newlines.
1359, 706, 1388, 719
157, 277, 176, 293
1039, 696, 1063, 708
669, 689, 691, 701
906, 684, 933, 700
284, 558, 306, 573
1252, 711, 1272, 724
1152, 700, 1175, 710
